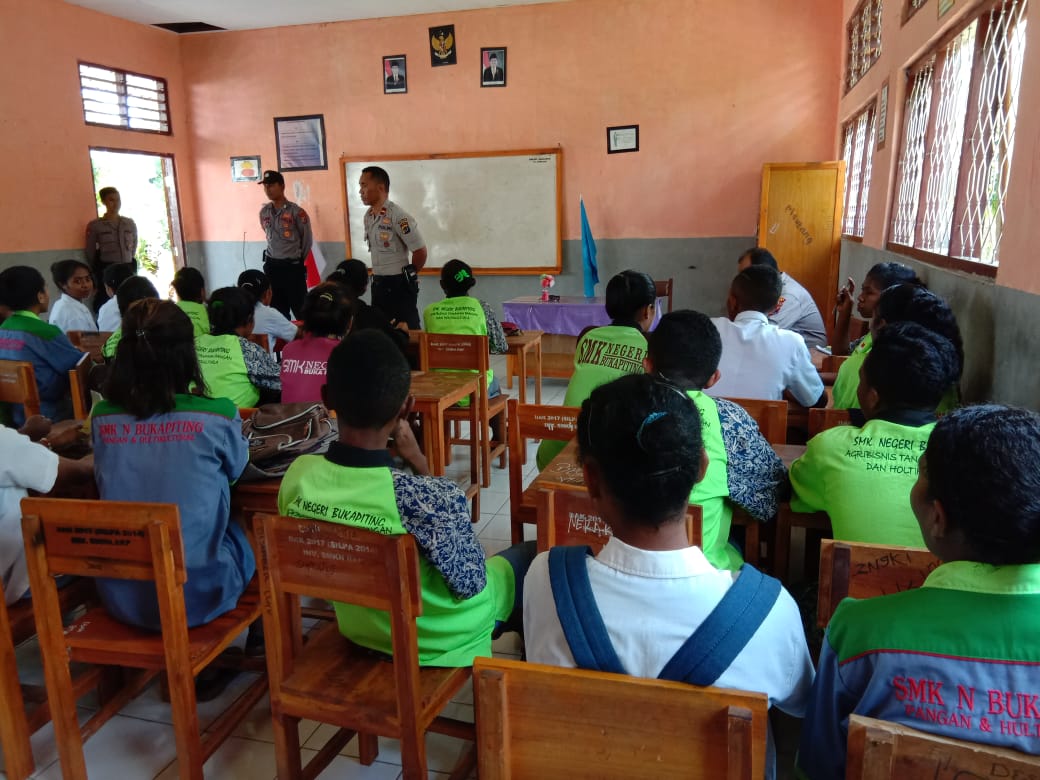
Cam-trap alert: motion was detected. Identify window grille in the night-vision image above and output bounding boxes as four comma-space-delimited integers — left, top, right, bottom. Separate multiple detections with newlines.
891, 60, 934, 245
79, 63, 170, 134
848, 0, 884, 90
841, 103, 877, 237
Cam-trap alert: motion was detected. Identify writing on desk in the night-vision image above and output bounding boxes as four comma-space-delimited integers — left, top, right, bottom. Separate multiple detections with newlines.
567, 511, 610, 538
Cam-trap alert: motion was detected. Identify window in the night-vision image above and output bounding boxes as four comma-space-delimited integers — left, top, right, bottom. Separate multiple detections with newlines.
847, 0, 884, 91
890, 0, 1027, 268
841, 103, 878, 238
78, 63, 170, 134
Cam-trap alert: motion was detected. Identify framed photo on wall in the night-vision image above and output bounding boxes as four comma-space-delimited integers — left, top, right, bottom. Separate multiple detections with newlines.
606, 125, 639, 154
230, 155, 261, 182
430, 25, 457, 66
481, 47, 506, 87
274, 114, 327, 171
384, 55, 407, 94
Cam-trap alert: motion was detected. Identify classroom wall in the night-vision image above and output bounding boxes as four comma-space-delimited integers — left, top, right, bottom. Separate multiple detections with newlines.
836, 0, 1040, 407
0, 0, 199, 299
178, 0, 843, 313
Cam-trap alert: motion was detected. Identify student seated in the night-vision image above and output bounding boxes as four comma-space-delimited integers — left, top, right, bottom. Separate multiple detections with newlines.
100, 276, 160, 359
523, 374, 813, 778
645, 310, 787, 570
536, 269, 657, 469
238, 269, 299, 354
831, 261, 923, 409
96, 262, 135, 332
737, 247, 826, 349
171, 266, 210, 337
0, 266, 85, 424
277, 330, 535, 666
47, 259, 98, 334
789, 322, 960, 545
1, 417, 94, 603
280, 283, 352, 404
196, 287, 281, 407
706, 265, 824, 407
797, 405, 1040, 777
328, 259, 409, 346
92, 299, 254, 630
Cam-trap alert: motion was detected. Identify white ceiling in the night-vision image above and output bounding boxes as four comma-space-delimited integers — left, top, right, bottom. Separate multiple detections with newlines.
64, 0, 572, 31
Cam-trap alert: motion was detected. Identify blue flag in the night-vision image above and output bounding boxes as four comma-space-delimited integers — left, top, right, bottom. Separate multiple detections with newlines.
580, 198, 599, 298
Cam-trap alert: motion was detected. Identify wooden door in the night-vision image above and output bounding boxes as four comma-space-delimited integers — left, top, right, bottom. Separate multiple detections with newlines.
758, 162, 845, 343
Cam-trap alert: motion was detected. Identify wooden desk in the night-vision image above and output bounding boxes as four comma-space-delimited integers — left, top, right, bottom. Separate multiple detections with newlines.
504, 331, 543, 404
231, 478, 281, 519
409, 370, 480, 486
774, 443, 806, 468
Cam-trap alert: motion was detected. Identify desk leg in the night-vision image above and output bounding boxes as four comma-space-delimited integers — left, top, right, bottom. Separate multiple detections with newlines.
534, 341, 543, 405
505, 353, 514, 390
425, 409, 445, 477
517, 347, 527, 405
469, 387, 479, 516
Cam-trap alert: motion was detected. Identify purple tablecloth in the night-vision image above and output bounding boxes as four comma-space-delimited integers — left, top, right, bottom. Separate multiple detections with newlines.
501, 296, 664, 337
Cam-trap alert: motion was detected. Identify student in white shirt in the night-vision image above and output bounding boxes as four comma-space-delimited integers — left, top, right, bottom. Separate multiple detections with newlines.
96, 263, 136, 332
523, 374, 813, 779
737, 247, 826, 349
47, 259, 97, 333
238, 269, 299, 354
706, 265, 825, 407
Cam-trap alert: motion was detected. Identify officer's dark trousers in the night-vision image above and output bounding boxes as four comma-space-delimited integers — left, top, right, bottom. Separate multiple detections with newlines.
372, 273, 420, 330
263, 256, 307, 320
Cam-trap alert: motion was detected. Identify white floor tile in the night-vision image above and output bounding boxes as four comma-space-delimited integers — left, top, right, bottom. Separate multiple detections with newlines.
226, 692, 322, 746
33, 715, 178, 780
303, 725, 470, 774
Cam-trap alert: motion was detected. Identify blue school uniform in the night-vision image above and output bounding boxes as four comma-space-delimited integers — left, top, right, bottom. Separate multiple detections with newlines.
0, 311, 84, 425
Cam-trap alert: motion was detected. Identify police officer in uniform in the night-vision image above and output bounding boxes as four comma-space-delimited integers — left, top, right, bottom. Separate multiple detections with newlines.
85, 186, 138, 313
259, 170, 312, 319
359, 166, 427, 329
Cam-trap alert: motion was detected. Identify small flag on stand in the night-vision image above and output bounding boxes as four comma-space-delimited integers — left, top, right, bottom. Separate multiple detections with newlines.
580, 197, 599, 298
305, 238, 327, 288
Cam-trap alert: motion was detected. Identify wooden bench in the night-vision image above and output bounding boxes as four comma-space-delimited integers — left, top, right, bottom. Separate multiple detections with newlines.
0, 360, 41, 418
726, 397, 789, 445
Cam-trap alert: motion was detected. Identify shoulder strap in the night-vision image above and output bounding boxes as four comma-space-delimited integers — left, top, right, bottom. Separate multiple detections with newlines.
547, 546, 627, 675
657, 564, 781, 686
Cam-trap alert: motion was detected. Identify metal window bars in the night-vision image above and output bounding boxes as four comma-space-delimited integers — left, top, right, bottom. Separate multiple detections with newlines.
847, 0, 884, 91
891, 58, 935, 246
842, 104, 877, 237
79, 63, 170, 134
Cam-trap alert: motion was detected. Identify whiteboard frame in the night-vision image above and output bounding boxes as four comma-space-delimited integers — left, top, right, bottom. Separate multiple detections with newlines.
339, 148, 563, 275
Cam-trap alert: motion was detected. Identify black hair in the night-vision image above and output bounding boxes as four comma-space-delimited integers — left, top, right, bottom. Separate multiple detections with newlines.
731, 265, 782, 313
646, 310, 722, 390
237, 269, 271, 306
862, 322, 959, 410
326, 330, 411, 429
172, 267, 206, 303
604, 270, 656, 323
326, 259, 369, 297
0, 266, 46, 310
104, 299, 206, 418
739, 247, 779, 271
925, 405, 1040, 565
207, 287, 254, 336
578, 374, 703, 528
115, 276, 159, 315
440, 259, 476, 297
362, 166, 390, 192
301, 282, 353, 338
875, 284, 964, 380
51, 259, 91, 289
866, 261, 923, 290
98, 186, 118, 200
103, 262, 135, 293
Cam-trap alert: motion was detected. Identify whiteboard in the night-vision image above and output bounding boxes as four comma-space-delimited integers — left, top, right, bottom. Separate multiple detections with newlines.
341, 149, 562, 274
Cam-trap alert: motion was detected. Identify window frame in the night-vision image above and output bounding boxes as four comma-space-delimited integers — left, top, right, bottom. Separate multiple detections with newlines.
846, 0, 884, 93
78, 61, 172, 136
840, 99, 879, 241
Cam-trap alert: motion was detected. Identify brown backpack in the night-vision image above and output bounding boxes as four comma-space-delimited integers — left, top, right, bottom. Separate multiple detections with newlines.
240, 402, 338, 479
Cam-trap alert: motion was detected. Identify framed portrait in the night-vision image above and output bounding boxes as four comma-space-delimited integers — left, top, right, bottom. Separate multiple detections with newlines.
383, 55, 408, 94
606, 125, 639, 154
430, 24, 457, 66
274, 114, 327, 172
480, 47, 507, 88
876, 80, 889, 151
230, 155, 261, 182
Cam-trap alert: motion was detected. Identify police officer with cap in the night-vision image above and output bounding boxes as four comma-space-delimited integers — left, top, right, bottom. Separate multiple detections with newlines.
359, 166, 427, 329
259, 170, 312, 319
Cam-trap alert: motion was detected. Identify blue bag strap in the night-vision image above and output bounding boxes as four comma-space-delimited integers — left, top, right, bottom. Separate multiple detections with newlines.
657, 564, 781, 686
547, 546, 627, 675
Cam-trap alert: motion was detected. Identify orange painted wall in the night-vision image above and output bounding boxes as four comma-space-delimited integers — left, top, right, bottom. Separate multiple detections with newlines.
0, 0, 198, 252
837, 0, 1040, 293
179, 0, 842, 249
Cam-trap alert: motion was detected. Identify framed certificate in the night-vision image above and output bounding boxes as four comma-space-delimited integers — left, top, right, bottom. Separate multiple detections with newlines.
274, 114, 327, 172
606, 125, 639, 154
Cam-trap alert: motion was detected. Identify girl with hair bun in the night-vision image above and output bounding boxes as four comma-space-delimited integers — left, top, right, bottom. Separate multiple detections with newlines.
280, 282, 353, 403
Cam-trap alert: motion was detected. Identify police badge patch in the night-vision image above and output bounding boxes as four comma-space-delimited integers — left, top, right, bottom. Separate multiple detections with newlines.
398, 218, 411, 235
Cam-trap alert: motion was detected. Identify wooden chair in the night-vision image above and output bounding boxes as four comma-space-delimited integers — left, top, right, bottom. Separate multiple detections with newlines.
245, 332, 270, 352
474, 657, 768, 779
535, 488, 703, 553
847, 714, 1040, 779
506, 399, 580, 544
817, 540, 939, 627
420, 332, 507, 488
0, 577, 100, 779
820, 354, 849, 373
808, 407, 852, 437
20, 498, 267, 780
252, 512, 474, 780
0, 360, 41, 419
68, 353, 92, 420
772, 506, 831, 582
66, 331, 111, 363
726, 397, 789, 445
654, 278, 674, 313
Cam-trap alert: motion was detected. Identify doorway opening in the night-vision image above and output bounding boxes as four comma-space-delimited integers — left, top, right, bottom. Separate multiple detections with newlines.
89, 148, 184, 297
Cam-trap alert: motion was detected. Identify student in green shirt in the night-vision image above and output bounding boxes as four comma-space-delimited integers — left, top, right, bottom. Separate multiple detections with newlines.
100, 276, 159, 359
790, 322, 959, 546
171, 266, 210, 338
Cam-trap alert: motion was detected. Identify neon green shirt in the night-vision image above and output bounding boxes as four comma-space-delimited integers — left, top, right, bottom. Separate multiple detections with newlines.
687, 391, 741, 570
195, 333, 258, 407
422, 296, 493, 404
177, 300, 210, 338
831, 332, 872, 409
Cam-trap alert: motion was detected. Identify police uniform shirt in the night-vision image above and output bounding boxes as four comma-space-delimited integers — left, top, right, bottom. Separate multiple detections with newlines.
259, 201, 313, 261
85, 216, 137, 266
364, 200, 425, 276
769, 273, 827, 350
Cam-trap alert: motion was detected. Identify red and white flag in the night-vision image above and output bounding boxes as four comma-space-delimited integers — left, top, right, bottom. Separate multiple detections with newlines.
305, 237, 327, 287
